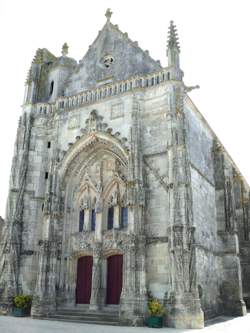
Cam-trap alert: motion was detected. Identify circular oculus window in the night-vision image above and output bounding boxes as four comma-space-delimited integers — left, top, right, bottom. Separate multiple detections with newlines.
103, 55, 114, 68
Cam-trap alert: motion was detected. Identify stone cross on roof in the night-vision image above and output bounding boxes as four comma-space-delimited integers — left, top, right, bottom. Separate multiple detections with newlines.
61, 43, 69, 56
105, 8, 113, 21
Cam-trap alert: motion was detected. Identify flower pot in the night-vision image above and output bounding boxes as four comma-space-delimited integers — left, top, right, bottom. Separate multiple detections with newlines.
147, 316, 163, 328
12, 307, 30, 317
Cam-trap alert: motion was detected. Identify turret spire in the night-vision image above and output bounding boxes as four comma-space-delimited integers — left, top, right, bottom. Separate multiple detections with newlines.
167, 21, 180, 53
167, 21, 182, 79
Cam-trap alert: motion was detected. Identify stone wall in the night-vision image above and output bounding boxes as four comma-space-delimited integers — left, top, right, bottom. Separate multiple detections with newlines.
146, 241, 170, 300
185, 99, 222, 318
185, 97, 248, 317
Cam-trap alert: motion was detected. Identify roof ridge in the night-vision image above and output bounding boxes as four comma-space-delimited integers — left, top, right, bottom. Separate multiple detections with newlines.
79, 19, 162, 68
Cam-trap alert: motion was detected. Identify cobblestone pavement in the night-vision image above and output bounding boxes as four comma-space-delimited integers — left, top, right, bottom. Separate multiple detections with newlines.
0, 313, 250, 333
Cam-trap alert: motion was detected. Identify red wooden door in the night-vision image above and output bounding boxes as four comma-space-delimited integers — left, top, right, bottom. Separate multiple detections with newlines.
76, 256, 93, 304
106, 254, 123, 305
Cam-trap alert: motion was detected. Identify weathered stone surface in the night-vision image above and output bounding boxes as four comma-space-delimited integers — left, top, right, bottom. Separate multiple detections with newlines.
0, 10, 249, 329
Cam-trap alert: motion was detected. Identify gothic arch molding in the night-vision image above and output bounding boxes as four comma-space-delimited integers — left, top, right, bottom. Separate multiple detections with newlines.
59, 132, 129, 190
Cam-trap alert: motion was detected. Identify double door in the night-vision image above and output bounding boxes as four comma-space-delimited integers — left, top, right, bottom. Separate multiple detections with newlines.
76, 254, 123, 305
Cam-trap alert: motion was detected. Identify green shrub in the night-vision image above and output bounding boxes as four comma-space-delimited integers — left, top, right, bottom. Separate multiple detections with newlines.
13, 295, 32, 309
148, 298, 165, 316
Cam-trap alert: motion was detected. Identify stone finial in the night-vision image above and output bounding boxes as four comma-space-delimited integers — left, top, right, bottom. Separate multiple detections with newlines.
105, 8, 113, 21
61, 43, 69, 56
167, 20, 180, 52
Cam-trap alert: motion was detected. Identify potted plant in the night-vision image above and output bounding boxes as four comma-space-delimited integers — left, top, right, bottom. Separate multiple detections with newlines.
146, 298, 165, 328
12, 295, 32, 317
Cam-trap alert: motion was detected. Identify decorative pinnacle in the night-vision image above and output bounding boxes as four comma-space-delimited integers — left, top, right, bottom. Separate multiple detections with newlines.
167, 20, 180, 52
105, 8, 113, 21
61, 43, 69, 56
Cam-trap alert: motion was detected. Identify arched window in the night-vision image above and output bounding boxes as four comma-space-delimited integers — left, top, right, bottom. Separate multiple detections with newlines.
107, 206, 114, 230
121, 207, 128, 228
79, 210, 84, 232
49, 81, 54, 96
91, 209, 96, 231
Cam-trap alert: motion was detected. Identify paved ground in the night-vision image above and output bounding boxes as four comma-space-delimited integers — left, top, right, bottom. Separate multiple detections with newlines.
0, 313, 250, 333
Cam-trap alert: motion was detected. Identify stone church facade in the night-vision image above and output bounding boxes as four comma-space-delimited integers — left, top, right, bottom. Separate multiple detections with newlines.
0, 9, 250, 328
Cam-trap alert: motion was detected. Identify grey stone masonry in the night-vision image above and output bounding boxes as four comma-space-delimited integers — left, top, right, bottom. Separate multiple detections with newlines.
0, 9, 249, 329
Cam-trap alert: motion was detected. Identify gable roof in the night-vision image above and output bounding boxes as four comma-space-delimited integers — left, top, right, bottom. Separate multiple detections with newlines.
64, 19, 162, 96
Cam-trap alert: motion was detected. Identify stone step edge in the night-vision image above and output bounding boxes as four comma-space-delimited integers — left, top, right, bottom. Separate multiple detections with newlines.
46, 317, 121, 326
51, 314, 119, 321
55, 311, 119, 316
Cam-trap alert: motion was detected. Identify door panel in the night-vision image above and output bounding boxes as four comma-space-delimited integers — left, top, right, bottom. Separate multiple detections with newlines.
106, 254, 123, 304
76, 256, 93, 304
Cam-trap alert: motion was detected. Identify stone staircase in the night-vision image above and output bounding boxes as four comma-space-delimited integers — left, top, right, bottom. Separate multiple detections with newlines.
47, 305, 121, 326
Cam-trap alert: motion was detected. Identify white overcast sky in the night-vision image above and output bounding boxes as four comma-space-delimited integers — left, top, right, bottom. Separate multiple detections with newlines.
0, 0, 250, 218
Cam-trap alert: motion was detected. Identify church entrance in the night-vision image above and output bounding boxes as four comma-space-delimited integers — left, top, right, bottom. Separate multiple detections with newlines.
106, 254, 123, 305
76, 256, 93, 304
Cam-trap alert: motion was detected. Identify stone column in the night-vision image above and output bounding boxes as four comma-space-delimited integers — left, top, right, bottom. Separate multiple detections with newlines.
95, 212, 102, 242
0, 113, 32, 312
32, 159, 63, 317
128, 206, 135, 233
83, 209, 90, 231
31, 240, 58, 317
165, 83, 204, 329
90, 243, 102, 310
120, 237, 138, 325
62, 256, 75, 305
100, 258, 107, 307
114, 206, 120, 229
135, 235, 148, 318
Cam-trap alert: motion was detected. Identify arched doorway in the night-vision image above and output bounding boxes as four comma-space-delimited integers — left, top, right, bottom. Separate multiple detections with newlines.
106, 254, 123, 305
76, 256, 93, 304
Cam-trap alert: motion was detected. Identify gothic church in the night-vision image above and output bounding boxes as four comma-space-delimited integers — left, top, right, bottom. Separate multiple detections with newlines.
0, 9, 250, 328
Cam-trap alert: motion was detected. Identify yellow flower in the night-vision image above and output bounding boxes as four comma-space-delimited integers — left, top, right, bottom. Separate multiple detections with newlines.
148, 298, 165, 316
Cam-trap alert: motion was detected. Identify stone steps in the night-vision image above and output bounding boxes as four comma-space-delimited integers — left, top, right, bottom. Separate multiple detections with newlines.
47, 308, 120, 326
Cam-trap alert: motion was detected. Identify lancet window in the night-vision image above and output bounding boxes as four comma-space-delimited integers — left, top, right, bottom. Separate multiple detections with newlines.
121, 207, 128, 228
79, 210, 84, 232
91, 209, 96, 231
107, 206, 114, 230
